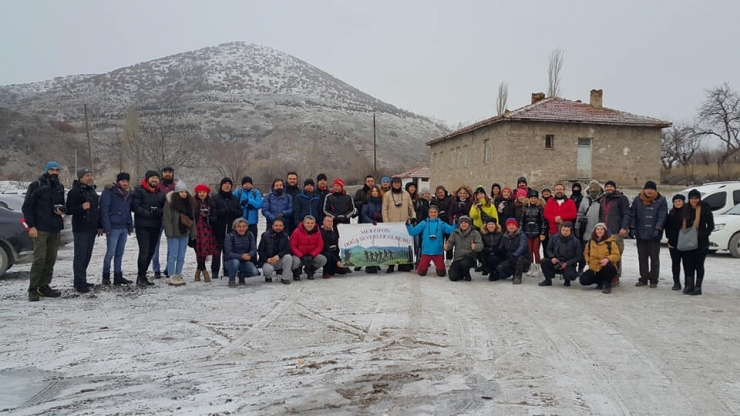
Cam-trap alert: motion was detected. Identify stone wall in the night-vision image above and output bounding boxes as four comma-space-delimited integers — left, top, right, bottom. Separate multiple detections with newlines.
429, 121, 662, 191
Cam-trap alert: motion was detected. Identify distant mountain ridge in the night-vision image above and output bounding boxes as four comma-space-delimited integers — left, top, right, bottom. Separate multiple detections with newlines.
0, 42, 448, 182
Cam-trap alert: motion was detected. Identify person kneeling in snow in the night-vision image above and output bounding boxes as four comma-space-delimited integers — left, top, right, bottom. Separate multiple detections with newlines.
290, 215, 327, 280
406, 205, 457, 277
257, 218, 292, 285
580, 223, 621, 294
320, 215, 350, 279
224, 218, 259, 287
539, 221, 581, 287
445, 216, 483, 281
480, 219, 505, 281
497, 218, 531, 285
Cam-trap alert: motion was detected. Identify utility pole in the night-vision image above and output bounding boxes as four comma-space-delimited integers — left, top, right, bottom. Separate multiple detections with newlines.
373, 112, 377, 176
84, 104, 94, 176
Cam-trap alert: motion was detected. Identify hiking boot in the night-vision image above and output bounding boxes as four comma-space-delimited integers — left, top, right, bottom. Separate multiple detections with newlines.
322, 274, 331, 279
37, 285, 61, 298
113, 272, 132, 285
488, 271, 499, 282
354, 267, 362, 271
564, 279, 571, 287
194, 270, 202, 282
265, 276, 273, 283
386, 265, 395, 273
137, 275, 153, 287
366, 266, 378, 274
513, 275, 522, 285
280, 278, 291, 285
293, 269, 301, 281
86, 283, 95, 289
688, 287, 702, 296
153, 271, 163, 279
75, 285, 90, 293
228, 279, 236, 288
202, 270, 211, 282
463, 275, 472, 282
602, 285, 612, 294
595, 283, 604, 290
635, 281, 648, 287
168, 275, 186, 286
437, 269, 447, 277
211, 270, 219, 280
538, 279, 552, 286
28, 290, 40, 301
671, 282, 682, 291
649, 282, 658, 288
102, 273, 111, 286
307, 274, 315, 280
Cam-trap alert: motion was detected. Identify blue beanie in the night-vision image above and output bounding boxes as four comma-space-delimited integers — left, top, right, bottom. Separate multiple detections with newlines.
45, 161, 60, 172
381, 176, 391, 183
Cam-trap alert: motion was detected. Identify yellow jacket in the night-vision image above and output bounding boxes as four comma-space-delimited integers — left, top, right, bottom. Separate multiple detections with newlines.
584, 235, 620, 272
469, 202, 499, 229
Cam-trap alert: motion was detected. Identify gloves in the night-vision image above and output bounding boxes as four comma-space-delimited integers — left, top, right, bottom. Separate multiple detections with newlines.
276, 212, 284, 219
240, 199, 250, 208
651, 228, 662, 239
301, 255, 314, 267
410, 218, 418, 226
372, 221, 377, 226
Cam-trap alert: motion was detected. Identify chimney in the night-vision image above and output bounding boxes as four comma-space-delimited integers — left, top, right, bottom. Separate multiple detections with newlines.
531, 92, 546, 105
590, 89, 603, 109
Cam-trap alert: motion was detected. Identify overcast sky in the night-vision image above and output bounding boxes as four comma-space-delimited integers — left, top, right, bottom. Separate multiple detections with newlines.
1, 0, 739, 127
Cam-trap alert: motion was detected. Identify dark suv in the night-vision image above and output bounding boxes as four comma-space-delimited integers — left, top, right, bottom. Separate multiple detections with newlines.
0, 205, 34, 277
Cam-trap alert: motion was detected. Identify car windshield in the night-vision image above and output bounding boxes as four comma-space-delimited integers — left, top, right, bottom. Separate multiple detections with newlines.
726, 204, 740, 215
0, 196, 24, 211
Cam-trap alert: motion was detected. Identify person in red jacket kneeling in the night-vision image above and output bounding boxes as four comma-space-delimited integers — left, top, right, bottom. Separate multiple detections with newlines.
290, 215, 327, 281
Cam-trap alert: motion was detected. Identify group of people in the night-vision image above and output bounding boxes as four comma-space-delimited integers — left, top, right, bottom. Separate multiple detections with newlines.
21, 162, 713, 302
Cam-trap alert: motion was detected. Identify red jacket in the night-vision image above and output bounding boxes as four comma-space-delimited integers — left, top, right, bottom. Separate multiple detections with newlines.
544, 197, 577, 234
290, 223, 324, 258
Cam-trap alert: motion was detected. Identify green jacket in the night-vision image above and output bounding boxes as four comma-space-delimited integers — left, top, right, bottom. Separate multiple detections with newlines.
163, 193, 197, 239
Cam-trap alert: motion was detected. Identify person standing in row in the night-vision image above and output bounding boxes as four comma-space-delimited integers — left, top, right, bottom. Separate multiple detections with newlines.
152, 166, 176, 279
23, 161, 66, 301
664, 194, 687, 291
193, 184, 218, 282
66, 168, 101, 293
211, 178, 242, 278
235, 176, 262, 243
544, 183, 577, 238
131, 170, 166, 287
100, 172, 134, 286
354, 175, 376, 223
323, 178, 355, 229
382, 177, 415, 272
630, 181, 667, 288
599, 180, 630, 285
263, 178, 293, 232
293, 179, 321, 225
361, 185, 384, 274
681, 189, 714, 295
162, 181, 196, 286
520, 189, 546, 277
575, 181, 603, 276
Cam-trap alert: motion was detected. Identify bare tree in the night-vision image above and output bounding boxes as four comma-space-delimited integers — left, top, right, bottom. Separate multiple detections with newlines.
123, 105, 140, 176
547, 49, 565, 98
496, 81, 509, 116
696, 82, 740, 170
137, 109, 203, 170
661, 123, 702, 169
209, 140, 251, 181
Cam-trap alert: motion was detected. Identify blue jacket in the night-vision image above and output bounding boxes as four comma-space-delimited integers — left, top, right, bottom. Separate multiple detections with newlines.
499, 229, 528, 260
234, 187, 263, 225
100, 183, 133, 232
293, 190, 321, 224
224, 230, 257, 261
406, 218, 456, 256
545, 234, 582, 266
629, 192, 668, 240
262, 189, 293, 228
361, 199, 383, 224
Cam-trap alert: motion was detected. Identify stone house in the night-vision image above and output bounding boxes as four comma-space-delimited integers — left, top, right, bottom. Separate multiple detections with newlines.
392, 166, 430, 190
426, 90, 671, 191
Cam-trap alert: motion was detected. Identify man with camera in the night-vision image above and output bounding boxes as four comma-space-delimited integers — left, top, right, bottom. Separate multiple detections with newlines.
131, 170, 166, 287
22, 161, 67, 301
65, 168, 102, 293
539, 221, 582, 287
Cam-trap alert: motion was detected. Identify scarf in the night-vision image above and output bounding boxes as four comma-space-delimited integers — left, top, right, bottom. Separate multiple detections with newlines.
639, 191, 658, 207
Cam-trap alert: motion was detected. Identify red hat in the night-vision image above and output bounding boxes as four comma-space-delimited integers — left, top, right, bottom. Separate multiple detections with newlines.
502, 187, 512, 194
194, 184, 211, 194
333, 178, 345, 188
506, 218, 519, 228
515, 188, 528, 199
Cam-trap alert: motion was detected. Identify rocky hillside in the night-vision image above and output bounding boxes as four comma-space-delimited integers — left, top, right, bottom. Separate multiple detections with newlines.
0, 42, 448, 184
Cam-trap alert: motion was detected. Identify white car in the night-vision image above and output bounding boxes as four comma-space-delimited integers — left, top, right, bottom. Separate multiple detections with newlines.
710, 203, 740, 257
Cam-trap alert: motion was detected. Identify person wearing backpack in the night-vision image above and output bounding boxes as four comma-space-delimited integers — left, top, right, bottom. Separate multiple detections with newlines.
575, 181, 603, 275
580, 223, 621, 294
539, 222, 581, 287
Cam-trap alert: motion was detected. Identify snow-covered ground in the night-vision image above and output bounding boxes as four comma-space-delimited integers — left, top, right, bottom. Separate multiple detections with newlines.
1, 233, 739, 415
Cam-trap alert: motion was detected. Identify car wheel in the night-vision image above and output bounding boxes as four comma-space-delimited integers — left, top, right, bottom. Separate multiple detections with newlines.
0, 247, 9, 277
729, 233, 740, 258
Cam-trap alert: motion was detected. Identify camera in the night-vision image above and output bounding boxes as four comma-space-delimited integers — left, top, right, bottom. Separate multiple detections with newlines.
200, 208, 210, 215
554, 261, 564, 269
150, 206, 160, 213
429, 235, 437, 240
53, 204, 66, 214
394, 201, 402, 207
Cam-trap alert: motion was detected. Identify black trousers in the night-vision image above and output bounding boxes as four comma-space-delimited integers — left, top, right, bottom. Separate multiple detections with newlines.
481, 251, 503, 274
681, 247, 708, 289
668, 247, 683, 280
579, 263, 617, 287
136, 227, 161, 276
73, 232, 96, 287
497, 256, 531, 279
449, 257, 476, 281
540, 258, 577, 281
636, 240, 661, 283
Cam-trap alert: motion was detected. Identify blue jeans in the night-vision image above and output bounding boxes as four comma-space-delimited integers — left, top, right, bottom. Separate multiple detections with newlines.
225, 259, 259, 280
152, 226, 163, 273
166, 236, 189, 276
103, 228, 128, 274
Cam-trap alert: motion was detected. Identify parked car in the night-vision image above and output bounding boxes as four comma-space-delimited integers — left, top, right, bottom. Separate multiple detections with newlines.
673, 182, 740, 215
0, 205, 35, 277
0, 194, 73, 246
709, 203, 740, 258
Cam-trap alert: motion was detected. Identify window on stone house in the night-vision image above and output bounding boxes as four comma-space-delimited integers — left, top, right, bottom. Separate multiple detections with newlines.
483, 139, 491, 163
456, 147, 462, 168
462, 145, 469, 167
545, 134, 554, 149
439, 151, 443, 170
432, 152, 437, 169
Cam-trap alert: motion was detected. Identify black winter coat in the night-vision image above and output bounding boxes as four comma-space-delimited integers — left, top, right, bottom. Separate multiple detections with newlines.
257, 230, 290, 267
684, 201, 715, 250
353, 185, 372, 222
413, 198, 430, 222
497, 199, 517, 224
599, 191, 630, 234
499, 230, 528, 260
294, 190, 322, 225
212, 191, 242, 244
361, 198, 383, 224
323, 191, 355, 224
664, 206, 686, 248
131, 180, 166, 229
22, 174, 65, 233
320, 227, 341, 264
66, 181, 101, 233
545, 234, 582, 266
518, 203, 547, 238
481, 231, 504, 255
448, 198, 473, 224
431, 195, 452, 224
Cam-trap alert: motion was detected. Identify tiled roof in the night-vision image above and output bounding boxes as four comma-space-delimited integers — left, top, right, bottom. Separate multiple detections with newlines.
394, 166, 430, 178
427, 97, 672, 145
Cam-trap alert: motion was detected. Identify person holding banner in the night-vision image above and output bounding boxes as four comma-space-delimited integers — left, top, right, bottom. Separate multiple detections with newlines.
361, 185, 384, 274
406, 205, 456, 277
445, 215, 483, 282
320, 216, 349, 278
382, 177, 415, 273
